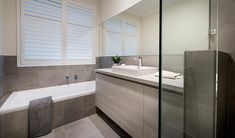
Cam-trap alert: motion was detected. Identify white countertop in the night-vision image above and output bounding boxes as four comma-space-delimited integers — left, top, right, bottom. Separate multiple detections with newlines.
95, 68, 184, 94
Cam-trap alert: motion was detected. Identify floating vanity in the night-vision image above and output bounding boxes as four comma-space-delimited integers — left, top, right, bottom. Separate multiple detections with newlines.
95, 66, 184, 138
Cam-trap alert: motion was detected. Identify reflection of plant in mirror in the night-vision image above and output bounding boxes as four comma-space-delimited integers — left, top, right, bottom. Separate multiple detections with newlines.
112, 55, 122, 64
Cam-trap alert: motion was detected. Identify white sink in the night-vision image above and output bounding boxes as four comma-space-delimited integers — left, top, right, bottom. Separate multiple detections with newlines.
112, 65, 158, 76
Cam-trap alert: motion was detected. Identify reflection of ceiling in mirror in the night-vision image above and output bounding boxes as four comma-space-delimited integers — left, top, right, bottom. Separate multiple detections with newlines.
125, 0, 159, 17
125, 0, 184, 17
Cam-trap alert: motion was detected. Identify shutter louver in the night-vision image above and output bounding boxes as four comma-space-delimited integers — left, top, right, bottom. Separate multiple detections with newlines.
67, 1, 94, 60
124, 21, 138, 55
103, 17, 139, 56
23, 0, 62, 60
20, 0, 95, 66
103, 18, 123, 56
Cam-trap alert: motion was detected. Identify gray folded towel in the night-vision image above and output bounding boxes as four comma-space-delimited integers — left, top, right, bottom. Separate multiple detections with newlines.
29, 96, 54, 138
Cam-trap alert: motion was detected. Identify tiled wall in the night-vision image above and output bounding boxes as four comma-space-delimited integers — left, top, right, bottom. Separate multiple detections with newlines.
217, 0, 235, 136
0, 54, 184, 100
184, 51, 229, 138
97, 54, 184, 74
228, 60, 235, 137
184, 51, 216, 138
0, 56, 5, 98
0, 56, 96, 99
217, 52, 230, 138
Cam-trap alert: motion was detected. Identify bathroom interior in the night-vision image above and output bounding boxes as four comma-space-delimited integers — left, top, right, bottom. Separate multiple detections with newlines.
0, 0, 235, 138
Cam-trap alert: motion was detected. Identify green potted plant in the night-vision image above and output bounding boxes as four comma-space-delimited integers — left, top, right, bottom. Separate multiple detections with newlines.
112, 55, 121, 66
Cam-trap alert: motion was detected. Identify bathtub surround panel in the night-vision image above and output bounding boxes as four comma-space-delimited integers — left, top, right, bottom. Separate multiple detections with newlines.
0, 56, 5, 98
53, 101, 65, 129
84, 93, 96, 116
1, 94, 95, 138
63, 96, 85, 124
0, 81, 95, 114
2, 56, 95, 94
97, 55, 184, 74
3, 109, 28, 138
184, 51, 229, 138
63, 94, 96, 125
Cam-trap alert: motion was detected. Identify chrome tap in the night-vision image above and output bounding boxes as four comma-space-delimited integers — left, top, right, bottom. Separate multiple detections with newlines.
138, 56, 142, 67
65, 76, 70, 85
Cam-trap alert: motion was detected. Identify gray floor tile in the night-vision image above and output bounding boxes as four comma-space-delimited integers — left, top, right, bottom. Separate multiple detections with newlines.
64, 118, 103, 138
100, 128, 120, 138
89, 114, 110, 131
39, 114, 119, 138
39, 127, 67, 138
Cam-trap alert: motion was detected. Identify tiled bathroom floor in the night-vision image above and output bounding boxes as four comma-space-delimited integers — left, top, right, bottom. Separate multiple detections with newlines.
39, 114, 120, 138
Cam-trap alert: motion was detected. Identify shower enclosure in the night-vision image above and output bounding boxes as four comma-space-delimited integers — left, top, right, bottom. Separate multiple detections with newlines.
160, 0, 230, 138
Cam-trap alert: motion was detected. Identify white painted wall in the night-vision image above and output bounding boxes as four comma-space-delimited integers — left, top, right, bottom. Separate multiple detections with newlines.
162, 0, 209, 54
1, 0, 209, 56
0, 0, 101, 56
0, 0, 141, 56
0, 0, 17, 56
101, 0, 142, 22
139, 0, 209, 55
141, 11, 159, 55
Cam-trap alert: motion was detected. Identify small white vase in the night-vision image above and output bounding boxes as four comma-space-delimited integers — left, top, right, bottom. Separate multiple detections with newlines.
113, 63, 119, 66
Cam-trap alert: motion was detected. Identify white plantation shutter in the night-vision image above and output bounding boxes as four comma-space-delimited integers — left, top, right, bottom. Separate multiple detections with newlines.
124, 21, 138, 55
19, 0, 95, 66
104, 32, 122, 56
103, 18, 123, 56
67, 1, 94, 60
103, 17, 139, 56
22, 0, 62, 61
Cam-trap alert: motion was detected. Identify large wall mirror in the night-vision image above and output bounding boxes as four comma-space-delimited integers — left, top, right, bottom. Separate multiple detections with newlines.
100, 0, 159, 56
99, 0, 209, 57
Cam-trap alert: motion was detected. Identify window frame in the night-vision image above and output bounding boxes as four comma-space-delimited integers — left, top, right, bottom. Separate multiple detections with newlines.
17, 0, 96, 67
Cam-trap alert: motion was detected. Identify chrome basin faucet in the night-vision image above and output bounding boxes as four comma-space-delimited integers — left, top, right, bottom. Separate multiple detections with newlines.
138, 56, 143, 67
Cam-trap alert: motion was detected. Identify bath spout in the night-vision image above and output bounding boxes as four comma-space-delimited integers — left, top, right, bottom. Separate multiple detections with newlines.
65, 76, 70, 85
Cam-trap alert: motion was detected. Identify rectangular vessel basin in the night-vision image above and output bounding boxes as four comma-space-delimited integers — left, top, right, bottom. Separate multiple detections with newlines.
112, 65, 157, 76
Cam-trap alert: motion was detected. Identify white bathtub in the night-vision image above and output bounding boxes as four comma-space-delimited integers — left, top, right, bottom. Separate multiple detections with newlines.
0, 81, 96, 114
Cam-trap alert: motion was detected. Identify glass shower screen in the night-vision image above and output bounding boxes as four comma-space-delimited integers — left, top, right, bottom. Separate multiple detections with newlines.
159, 0, 221, 137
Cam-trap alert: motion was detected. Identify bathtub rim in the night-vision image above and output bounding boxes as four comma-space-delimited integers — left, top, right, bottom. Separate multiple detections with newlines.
0, 81, 96, 114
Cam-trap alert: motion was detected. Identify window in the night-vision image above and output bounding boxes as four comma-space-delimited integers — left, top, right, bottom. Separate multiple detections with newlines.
18, 0, 96, 66
103, 16, 139, 56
